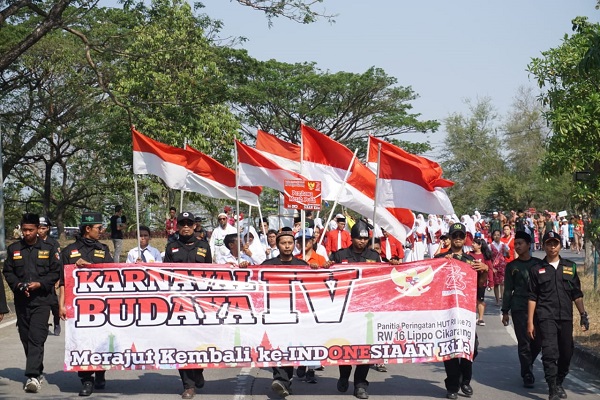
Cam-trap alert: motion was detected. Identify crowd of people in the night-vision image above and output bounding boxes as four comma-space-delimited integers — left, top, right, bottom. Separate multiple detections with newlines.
0, 206, 590, 400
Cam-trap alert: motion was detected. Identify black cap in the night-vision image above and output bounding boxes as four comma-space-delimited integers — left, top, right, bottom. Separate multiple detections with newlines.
449, 223, 466, 235
81, 212, 103, 225
515, 230, 532, 243
177, 211, 195, 223
542, 231, 560, 244
351, 221, 370, 239
39, 216, 51, 227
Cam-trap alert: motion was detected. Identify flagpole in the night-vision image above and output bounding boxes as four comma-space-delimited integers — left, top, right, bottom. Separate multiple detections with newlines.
372, 143, 382, 248
258, 204, 267, 248
247, 205, 252, 243
134, 175, 141, 260
179, 138, 187, 212
234, 143, 241, 265
300, 125, 306, 260
318, 149, 358, 247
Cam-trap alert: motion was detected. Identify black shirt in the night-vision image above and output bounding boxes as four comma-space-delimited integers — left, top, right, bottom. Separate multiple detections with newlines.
110, 214, 126, 240
261, 257, 308, 266
164, 236, 212, 263
60, 237, 114, 286
528, 256, 583, 321
3, 238, 61, 306
330, 247, 381, 263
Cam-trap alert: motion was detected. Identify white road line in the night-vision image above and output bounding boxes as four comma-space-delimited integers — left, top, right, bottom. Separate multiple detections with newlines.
0, 317, 16, 330
233, 367, 252, 400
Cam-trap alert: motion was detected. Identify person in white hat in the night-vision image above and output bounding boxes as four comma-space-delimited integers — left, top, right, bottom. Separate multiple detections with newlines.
209, 212, 236, 260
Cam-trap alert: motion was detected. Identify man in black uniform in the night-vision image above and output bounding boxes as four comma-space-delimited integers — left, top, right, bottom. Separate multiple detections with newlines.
164, 212, 212, 400
434, 222, 487, 400
38, 216, 62, 336
262, 230, 309, 398
60, 211, 112, 396
330, 221, 380, 400
3, 213, 61, 393
501, 230, 542, 388
528, 231, 589, 400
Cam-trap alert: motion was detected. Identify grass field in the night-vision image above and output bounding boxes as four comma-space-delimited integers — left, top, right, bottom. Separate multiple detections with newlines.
2, 238, 599, 356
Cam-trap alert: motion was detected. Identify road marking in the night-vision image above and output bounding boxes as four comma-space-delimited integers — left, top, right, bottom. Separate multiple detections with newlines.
0, 317, 16, 330
233, 367, 252, 400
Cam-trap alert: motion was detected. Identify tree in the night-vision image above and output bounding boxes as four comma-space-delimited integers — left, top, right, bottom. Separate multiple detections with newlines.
528, 16, 600, 272
440, 98, 505, 214
226, 55, 438, 154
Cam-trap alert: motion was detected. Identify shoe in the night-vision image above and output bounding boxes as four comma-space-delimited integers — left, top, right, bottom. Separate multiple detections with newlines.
461, 383, 473, 396
181, 388, 195, 399
446, 392, 458, 400
94, 375, 106, 389
476, 320, 485, 326
374, 363, 387, 372
296, 365, 306, 378
79, 381, 94, 397
54, 324, 61, 336
315, 365, 325, 371
24, 377, 41, 393
354, 387, 369, 399
337, 377, 349, 392
305, 369, 317, 383
271, 380, 289, 398
523, 373, 535, 388
556, 385, 567, 399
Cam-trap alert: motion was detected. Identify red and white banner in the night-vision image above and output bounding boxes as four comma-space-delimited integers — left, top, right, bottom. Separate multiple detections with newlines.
283, 179, 322, 210
132, 128, 260, 206
63, 258, 476, 371
368, 136, 455, 215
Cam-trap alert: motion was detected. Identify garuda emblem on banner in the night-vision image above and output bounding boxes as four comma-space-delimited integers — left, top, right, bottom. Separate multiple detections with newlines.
390, 265, 434, 296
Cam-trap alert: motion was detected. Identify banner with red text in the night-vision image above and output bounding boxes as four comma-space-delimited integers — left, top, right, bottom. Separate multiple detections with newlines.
63, 258, 476, 372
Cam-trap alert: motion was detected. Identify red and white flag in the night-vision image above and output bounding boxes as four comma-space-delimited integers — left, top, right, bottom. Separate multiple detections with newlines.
367, 136, 454, 215
255, 130, 301, 172
236, 140, 305, 192
132, 128, 260, 206
301, 125, 414, 241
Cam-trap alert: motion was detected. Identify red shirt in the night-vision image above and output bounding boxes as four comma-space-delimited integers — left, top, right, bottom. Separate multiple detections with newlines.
380, 234, 404, 260
325, 229, 351, 254
500, 236, 515, 263
165, 217, 177, 236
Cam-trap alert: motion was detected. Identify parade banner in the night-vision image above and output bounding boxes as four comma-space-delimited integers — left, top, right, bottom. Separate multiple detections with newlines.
283, 179, 322, 210
63, 258, 477, 372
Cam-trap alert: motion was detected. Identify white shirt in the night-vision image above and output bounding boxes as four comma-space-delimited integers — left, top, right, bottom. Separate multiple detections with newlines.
215, 249, 254, 266
126, 245, 163, 263
209, 224, 237, 259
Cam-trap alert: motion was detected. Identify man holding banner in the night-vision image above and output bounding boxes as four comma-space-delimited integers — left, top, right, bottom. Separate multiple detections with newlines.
329, 221, 381, 400
262, 231, 309, 398
434, 222, 486, 400
59, 212, 112, 396
164, 211, 212, 400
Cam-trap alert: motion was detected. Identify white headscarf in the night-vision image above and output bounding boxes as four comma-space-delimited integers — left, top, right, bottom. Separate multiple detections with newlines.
415, 214, 426, 235
461, 215, 476, 236
241, 225, 266, 265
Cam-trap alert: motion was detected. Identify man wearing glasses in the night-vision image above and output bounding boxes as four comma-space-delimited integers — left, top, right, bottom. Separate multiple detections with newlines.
209, 212, 236, 260
434, 222, 488, 400
164, 212, 212, 399
59, 211, 113, 396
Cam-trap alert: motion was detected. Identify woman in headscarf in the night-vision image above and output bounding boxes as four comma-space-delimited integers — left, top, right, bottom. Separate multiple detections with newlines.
461, 215, 476, 253
426, 214, 442, 258
241, 225, 267, 265
412, 214, 427, 261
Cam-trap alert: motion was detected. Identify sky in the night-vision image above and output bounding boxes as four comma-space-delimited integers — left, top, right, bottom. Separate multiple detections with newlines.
104, 0, 600, 160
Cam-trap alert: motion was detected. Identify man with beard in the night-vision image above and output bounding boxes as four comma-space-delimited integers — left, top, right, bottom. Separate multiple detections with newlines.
262, 231, 309, 398
164, 212, 212, 399
209, 212, 236, 261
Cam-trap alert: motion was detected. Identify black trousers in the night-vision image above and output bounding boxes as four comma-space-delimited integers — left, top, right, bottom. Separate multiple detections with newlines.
49, 289, 60, 326
179, 368, 205, 390
539, 319, 573, 386
339, 364, 370, 389
15, 304, 50, 378
512, 310, 542, 377
272, 366, 294, 389
443, 334, 478, 393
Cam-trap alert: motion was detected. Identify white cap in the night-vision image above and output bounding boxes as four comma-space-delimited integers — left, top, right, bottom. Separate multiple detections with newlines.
335, 213, 345, 220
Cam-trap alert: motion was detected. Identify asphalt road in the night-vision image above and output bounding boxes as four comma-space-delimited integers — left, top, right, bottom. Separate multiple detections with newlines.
1, 247, 599, 399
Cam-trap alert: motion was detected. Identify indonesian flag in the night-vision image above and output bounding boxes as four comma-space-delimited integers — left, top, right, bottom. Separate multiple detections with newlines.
132, 128, 260, 206
367, 136, 455, 215
255, 130, 301, 172
301, 125, 414, 241
236, 140, 305, 192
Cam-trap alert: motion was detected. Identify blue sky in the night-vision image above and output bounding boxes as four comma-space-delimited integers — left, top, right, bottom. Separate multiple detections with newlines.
105, 0, 600, 159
